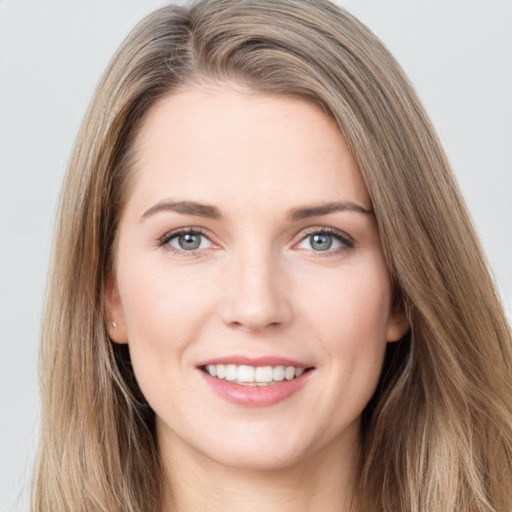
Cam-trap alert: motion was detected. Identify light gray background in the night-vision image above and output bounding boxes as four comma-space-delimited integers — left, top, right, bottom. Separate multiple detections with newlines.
1, 1, 511, 510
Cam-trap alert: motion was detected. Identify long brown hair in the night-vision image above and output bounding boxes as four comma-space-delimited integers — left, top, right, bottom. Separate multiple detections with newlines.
33, 1, 512, 510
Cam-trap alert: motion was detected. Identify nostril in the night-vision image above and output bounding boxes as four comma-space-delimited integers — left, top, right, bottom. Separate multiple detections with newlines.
217, 267, 293, 331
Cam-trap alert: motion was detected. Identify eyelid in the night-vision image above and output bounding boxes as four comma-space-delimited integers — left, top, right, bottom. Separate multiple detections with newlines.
293, 226, 355, 252
159, 227, 218, 255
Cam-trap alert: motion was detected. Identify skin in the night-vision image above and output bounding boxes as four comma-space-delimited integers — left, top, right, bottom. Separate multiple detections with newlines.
106, 85, 408, 512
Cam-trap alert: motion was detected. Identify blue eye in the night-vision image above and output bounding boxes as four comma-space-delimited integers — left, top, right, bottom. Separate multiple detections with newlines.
309, 233, 335, 251
297, 229, 353, 252
162, 230, 213, 252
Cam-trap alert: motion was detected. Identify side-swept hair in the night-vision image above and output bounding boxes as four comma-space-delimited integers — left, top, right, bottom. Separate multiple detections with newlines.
33, 1, 512, 510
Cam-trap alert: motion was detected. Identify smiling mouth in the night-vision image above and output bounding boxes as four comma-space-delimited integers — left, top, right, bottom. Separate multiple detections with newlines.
200, 364, 313, 386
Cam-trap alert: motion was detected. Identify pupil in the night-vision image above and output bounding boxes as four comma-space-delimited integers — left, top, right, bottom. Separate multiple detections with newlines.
311, 234, 332, 251
179, 233, 201, 250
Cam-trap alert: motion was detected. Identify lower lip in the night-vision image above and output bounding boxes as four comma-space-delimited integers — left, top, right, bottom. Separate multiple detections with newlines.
199, 370, 311, 407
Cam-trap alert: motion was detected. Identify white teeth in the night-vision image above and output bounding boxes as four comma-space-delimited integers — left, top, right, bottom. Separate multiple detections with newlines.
273, 365, 285, 381
237, 365, 255, 382
216, 364, 226, 379
255, 366, 273, 383
226, 364, 237, 381
284, 366, 295, 380
204, 363, 308, 384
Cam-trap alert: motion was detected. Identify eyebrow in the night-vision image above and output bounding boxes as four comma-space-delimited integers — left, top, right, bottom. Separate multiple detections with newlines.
140, 199, 373, 222
287, 201, 373, 221
140, 200, 222, 221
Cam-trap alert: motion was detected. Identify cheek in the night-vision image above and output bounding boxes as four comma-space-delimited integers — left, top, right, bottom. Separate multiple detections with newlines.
302, 260, 392, 391
118, 254, 214, 338
115, 262, 210, 407
305, 259, 392, 340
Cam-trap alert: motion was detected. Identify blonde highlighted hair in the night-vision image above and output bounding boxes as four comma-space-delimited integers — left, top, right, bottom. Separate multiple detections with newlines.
33, 1, 512, 510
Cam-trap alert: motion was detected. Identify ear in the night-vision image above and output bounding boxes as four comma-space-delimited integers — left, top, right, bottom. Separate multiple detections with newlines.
385, 307, 409, 343
104, 269, 128, 344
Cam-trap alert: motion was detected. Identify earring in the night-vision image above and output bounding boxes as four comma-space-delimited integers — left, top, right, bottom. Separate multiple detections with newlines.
112, 321, 118, 332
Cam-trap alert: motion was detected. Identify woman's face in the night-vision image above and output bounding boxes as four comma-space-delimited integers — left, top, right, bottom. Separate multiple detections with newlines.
106, 86, 407, 470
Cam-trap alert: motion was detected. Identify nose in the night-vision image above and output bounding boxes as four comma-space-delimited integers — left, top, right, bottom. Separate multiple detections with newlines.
218, 247, 293, 332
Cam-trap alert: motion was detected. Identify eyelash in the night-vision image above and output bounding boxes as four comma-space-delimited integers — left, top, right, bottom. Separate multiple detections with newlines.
296, 227, 355, 255
158, 226, 355, 256
159, 228, 213, 257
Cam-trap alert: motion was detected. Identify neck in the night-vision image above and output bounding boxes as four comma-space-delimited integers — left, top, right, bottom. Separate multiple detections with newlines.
159, 428, 358, 512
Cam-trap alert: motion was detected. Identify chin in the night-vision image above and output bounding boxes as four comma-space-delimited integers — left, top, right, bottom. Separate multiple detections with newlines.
204, 439, 309, 472
159, 416, 319, 472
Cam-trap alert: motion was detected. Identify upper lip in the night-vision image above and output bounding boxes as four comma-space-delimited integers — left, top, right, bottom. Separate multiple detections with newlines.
196, 355, 313, 369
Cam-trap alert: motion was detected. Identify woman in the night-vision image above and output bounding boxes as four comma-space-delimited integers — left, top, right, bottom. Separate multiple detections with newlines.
32, 0, 512, 510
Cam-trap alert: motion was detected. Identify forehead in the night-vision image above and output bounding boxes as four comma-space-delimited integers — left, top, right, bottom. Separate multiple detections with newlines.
127, 86, 370, 215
